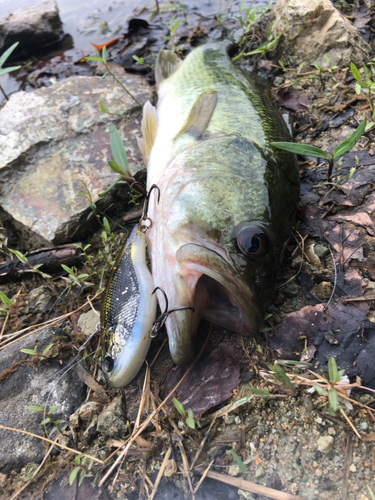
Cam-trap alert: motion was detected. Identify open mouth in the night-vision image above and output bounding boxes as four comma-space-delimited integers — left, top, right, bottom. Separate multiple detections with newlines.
161, 243, 261, 365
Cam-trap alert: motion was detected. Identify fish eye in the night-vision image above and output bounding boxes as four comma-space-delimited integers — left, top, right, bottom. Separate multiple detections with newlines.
102, 356, 114, 372
236, 226, 267, 257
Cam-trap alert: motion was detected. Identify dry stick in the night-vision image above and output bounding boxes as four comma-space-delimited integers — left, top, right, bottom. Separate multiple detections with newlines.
149, 447, 172, 500
193, 459, 214, 495
340, 409, 361, 439
342, 433, 353, 500
0, 290, 104, 350
178, 440, 195, 500
99, 327, 212, 486
190, 416, 217, 470
324, 246, 337, 310
0, 424, 103, 464
342, 295, 375, 303
9, 435, 59, 500
193, 469, 304, 500
138, 459, 148, 500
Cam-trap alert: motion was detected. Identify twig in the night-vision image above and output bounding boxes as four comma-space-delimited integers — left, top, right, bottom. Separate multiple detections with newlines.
340, 409, 361, 439
149, 447, 172, 500
341, 433, 353, 500
193, 468, 304, 500
193, 459, 214, 494
324, 246, 337, 309
190, 416, 217, 470
0, 424, 103, 463
342, 295, 375, 302
138, 458, 148, 500
99, 327, 212, 486
178, 440, 195, 500
0, 290, 103, 350
9, 435, 59, 500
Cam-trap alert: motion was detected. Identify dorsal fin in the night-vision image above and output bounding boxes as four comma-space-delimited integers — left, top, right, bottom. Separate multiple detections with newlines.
155, 50, 181, 85
175, 91, 218, 140
137, 100, 158, 167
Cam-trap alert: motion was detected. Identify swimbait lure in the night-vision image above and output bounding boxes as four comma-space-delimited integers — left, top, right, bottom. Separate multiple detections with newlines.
101, 224, 156, 387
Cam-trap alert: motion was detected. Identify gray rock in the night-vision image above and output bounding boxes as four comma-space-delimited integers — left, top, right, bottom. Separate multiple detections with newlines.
0, 0, 63, 57
97, 395, 127, 438
77, 310, 100, 336
0, 326, 85, 473
0, 74, 150, 246
317, 435, 334, 453
272, 0, 371, 67
25, 285, 54, 314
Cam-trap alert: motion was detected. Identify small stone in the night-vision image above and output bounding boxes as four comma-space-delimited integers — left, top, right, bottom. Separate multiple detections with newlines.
315, 468, 322, 477
238, 489, 256, 500
223, 415, 235, 425
97, 395, 127, 438
82, 415, 98, 444
228, 465, 239, 476
25, 285, 54, 314
255, 466, 265, 478
317, 436, 334, 453
284, 282, 300, 298
290, 255, 303, 270
313, 281, 333, 301
78, 401, 103, 421
314, 244, 330, 259
359, 422, 368, 431
77, 310, 100, 336
164, 459, 177, 477
0, 473, 7, 488
349, 464, 356, 473
69, 412, 80, 428
273, 76, 284, 87
234, 416, 241, 425
327, 427, 336, 436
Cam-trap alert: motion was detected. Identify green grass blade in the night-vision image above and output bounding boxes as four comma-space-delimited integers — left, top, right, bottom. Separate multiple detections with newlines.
230, 450, 247, 474
333, 119, 366, 158
271, 142, 329, 159
109, 124, 130, 176
0, 42, 19, 68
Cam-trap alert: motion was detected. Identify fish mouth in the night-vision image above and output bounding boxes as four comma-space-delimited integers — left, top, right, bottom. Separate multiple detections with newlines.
161, 243, 261, 366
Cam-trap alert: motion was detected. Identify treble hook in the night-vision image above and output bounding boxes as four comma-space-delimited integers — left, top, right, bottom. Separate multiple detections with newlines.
149, 286, 195, 338
129, 182, 160, 232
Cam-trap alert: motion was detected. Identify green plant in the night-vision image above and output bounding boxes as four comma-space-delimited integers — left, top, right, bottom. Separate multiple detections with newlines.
313, 55, 339, 97
69, 453, 94, 486
0, 42, 21, 100
0, 291, 14, 317
163, 16, 181, 52
85, 47, 142, 106
311, 357, 346, 415
8, 248, 56, 288
132, 55, 153, 70
173, 398, 198, 429
230, 449, 247, 473
234, 1, 273, 47
271, 118, 366, 184
21, 343, 53, 360
61, 264, 94, 288
268, 362, 294, 390
216, 0, 235, 26
351, 61, 375, 124
28, 404, 66, 438
233, 18, 280, 62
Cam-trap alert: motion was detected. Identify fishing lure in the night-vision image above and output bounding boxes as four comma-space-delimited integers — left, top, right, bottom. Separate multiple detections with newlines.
101, 224, 156, 387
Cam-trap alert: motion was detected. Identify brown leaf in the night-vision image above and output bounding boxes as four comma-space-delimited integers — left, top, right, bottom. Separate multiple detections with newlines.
160, 343, 247, 417
275, 85, 310, 112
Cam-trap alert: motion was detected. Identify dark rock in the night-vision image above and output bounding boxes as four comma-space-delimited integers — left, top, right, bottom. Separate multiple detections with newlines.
0, 0, 63, 57
43, 472, 110, 500
0, 74, 150, 246
97, 395, 128, 438
0, 326, 85, 473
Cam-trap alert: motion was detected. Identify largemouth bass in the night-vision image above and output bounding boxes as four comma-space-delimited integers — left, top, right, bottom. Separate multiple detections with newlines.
139, 40, 299, 366
101, 225, 156, 387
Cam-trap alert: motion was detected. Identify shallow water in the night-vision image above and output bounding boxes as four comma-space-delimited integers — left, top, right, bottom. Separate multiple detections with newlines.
0, 0, 271, 50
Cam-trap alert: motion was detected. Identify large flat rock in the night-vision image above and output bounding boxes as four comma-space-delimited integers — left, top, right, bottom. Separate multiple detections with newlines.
0, 326, 86, 473
0, 0, 63, 57
0, 73, 150, 245
272, 0, 371, 67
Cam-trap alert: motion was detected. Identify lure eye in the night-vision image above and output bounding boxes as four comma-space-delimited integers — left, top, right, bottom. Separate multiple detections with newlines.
102, 356, 114, 372
236, 226, 267, 257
